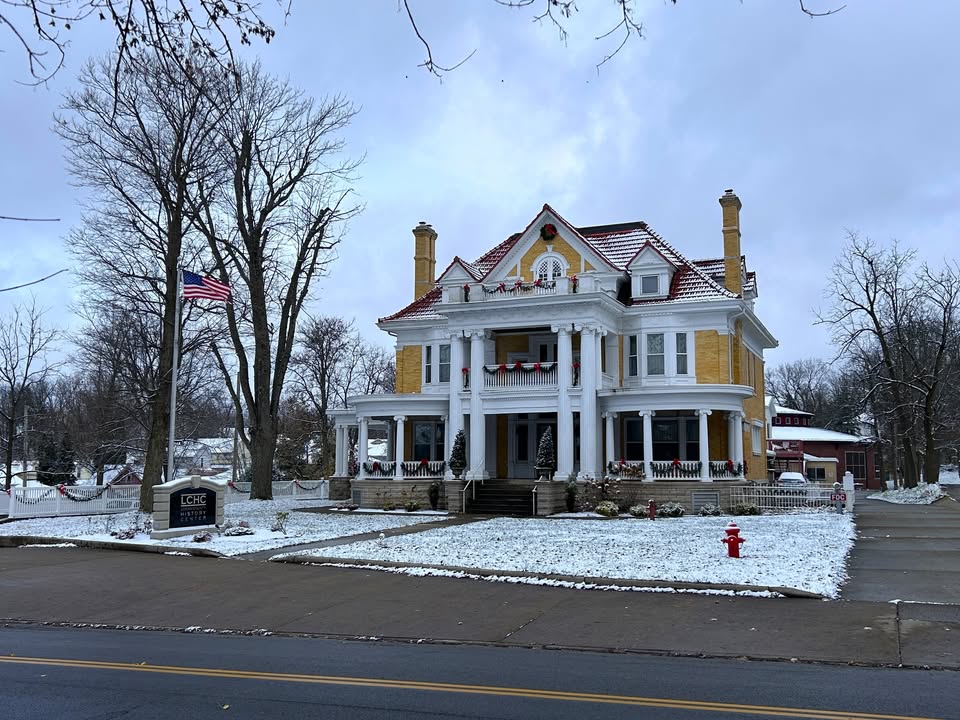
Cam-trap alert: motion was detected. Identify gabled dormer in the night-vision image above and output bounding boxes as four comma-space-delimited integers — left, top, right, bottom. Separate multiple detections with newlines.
483, 205, 617, 288
436, 256, 480, 303
626, 242, 677, 300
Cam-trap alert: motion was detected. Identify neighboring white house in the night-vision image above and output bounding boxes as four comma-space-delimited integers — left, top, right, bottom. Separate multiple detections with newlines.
330, 190, 778, 511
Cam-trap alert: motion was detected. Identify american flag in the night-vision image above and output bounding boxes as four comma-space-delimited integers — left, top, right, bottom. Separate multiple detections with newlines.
182, 270, 231, 301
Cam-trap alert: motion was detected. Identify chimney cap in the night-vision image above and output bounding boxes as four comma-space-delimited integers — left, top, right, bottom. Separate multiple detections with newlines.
724, 188, 735, 195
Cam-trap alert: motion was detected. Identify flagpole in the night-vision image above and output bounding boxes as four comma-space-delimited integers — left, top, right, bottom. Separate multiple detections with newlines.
165, 266, 183, 484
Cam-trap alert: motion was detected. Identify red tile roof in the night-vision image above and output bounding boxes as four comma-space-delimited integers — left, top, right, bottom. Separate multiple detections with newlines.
382, 213, 746, 322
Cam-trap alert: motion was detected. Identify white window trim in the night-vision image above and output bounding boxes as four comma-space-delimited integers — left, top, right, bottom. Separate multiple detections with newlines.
530, 251, 569, 281
751, 422, 763, 455
644, 332, 666, 377
638, 330, 696, 383
639, 274, 660, 295
422, 342, 452, 386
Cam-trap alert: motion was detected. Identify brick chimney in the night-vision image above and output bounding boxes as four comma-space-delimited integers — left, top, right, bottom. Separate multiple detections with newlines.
412, 221, 437, 300
719, 189, 742, 296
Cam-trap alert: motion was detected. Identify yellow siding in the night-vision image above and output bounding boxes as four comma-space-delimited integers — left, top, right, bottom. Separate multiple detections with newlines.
707, 413, 727, 460
518, 235, 594, 279
695, 330, 728, 384
495, 334, 530, 363
395, 345, 422, 394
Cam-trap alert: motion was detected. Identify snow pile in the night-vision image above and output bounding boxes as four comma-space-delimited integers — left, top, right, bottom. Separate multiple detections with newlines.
868, 484, 946, 504
0, 498, 447, 556
283, 514, 856, 598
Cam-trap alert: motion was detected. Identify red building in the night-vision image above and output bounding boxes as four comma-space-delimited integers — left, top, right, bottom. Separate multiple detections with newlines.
767, 400, 879, 489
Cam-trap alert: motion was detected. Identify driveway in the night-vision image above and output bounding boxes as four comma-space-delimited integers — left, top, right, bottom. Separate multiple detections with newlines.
842, 492, 960, 603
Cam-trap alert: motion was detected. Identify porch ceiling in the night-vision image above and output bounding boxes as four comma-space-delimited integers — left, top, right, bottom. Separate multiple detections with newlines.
341, 393, 449, 420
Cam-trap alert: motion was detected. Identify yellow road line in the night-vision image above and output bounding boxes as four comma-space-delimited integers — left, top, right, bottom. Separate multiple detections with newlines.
0, 655, 940, 720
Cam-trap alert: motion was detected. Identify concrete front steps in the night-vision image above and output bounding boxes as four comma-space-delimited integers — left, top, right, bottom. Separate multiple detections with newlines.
467, 480, 535, 515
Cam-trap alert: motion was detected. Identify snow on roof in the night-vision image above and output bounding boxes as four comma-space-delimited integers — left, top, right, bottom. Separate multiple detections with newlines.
764, 395, 813, 416
770, 426, 868, 443
803, 453, 839, 463
381, 208, 744, 323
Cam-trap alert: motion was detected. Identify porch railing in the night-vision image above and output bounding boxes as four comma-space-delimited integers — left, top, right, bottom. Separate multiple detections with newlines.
709, 461, 745, 479
362, 461, 395, 477
400, 460, 446, 478
483, 362, 558, 389
649, 461, 703, 480
605, 461, 645, 480
477, 280, 558, 300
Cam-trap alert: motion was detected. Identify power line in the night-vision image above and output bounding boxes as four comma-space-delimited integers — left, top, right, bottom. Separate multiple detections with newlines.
0, 269, 70, 293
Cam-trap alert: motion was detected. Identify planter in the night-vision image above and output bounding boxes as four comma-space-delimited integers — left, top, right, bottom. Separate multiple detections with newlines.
450, 465, 465, 480
535, 466, 555, 481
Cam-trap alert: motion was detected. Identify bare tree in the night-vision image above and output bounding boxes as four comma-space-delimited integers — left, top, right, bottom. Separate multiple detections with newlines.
820, 233, 960, 487
58, 53, 226, 510
291, 316, 394, 475
1, 0, 280, 85
0, 299, 61, 490
192, 63, 360, 500
765, 357, 861, 433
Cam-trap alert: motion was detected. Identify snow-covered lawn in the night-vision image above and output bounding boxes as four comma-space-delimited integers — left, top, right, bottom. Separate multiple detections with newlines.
868, 484, 947, 505
0, 499, 447, 556
939, 467, 959, 486
279, 514, 856, 598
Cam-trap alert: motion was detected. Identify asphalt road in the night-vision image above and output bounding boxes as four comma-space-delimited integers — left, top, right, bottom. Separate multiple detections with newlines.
1, 625, 955, 720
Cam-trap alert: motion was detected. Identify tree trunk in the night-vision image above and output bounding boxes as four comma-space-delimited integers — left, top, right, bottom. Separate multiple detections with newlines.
96, 464, 105, 486
249, 425, 276, 500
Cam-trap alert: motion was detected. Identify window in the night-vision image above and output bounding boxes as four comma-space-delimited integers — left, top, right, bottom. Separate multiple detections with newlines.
652, 419, 679, 460
676, 333, 688, 375
807, 467, 826, 481
515, 424, 529, 462
845, 451, 866, 480
751, 425, 762, 455
413, 422, 445, 461
624, 418, 644, 461
646, 333, 665, 375
535, 257, 564, 282
424, 345, 432, 384
640, 275, 659, 294
438, 344, 450, 383
685, 417, 699, 460
628, 336, 638, 376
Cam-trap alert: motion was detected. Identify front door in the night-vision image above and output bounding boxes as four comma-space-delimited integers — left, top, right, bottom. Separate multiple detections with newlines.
508, 415, 558, 479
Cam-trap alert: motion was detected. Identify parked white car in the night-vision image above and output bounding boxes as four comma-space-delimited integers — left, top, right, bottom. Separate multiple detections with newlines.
777, 471, 809, 487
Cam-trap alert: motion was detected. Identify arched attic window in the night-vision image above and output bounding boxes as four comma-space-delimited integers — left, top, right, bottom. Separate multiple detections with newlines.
533, 253, 568, 282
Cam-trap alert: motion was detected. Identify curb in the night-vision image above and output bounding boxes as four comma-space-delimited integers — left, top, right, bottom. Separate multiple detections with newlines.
270, 553, 824, 599
0, 535, 224, 558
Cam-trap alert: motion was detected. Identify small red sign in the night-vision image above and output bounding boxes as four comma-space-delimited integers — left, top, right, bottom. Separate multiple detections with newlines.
831, 493, 847, 502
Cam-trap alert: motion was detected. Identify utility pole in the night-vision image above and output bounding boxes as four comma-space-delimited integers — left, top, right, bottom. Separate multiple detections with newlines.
22, 404, 29, 486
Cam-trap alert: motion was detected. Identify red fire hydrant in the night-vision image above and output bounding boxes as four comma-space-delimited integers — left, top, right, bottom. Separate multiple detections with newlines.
648, 499, 657, 521
721, 522, 745, 558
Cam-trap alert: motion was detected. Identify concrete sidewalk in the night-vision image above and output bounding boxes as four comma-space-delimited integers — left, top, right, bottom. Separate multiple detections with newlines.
1, 546, 957, 669
843, 495, 960, 603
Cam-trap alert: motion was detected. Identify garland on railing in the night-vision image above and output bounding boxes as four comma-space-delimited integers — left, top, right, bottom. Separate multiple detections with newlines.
709, 460, 744, 478
57, 483, 118, 502
606, 460, 645, 479
481, 279, 556, 296
401, 460, 446, 476
649, 460, 703, 479
363, 460, 395, 476
482, 361, 556, 375
294, 479, 326, 491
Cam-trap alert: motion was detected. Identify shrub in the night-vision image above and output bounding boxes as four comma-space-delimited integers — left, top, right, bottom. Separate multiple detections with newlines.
656, 502, 685, 518
404, 500, 421, 512
449, 430, 467, 477
192, 531, 213, 542
698, 504, 724, 516
383, 502, 400, 511
428, 481, 442, 510
730, 502, 761, 516
271, 511, 290, 535
628, 504, 647, 518
595, 500, 619, 517
565, 480, 578, 512
223, 525, 255, 536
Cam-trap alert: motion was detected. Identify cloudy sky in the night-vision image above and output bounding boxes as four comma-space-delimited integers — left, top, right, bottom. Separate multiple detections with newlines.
1, 1, 958, 369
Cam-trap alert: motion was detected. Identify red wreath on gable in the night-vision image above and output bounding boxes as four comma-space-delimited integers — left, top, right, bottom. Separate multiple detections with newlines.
540, 223, 558, 241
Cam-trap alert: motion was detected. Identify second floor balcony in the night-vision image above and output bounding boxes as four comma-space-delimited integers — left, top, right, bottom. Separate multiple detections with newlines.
449, 275, 601, 305
481, 361, 558, 389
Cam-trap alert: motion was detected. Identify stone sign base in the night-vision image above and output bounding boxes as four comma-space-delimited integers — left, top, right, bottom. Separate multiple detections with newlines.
151, 475, 226, 540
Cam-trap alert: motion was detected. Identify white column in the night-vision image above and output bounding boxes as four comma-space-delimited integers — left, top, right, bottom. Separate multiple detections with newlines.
358, 417, 369, 478
595, 329, 604, 387
641, 410, 654, 482
468, 331, 486, 479
334, 425, 346, 476
603, 412, 616, 471
394, 415, 406, 481
447, 335, 464, 477
729, 410, 744, 470
697, 409, 712, 481
441, 414, 450, 470
579, 326, 598, 480
554, 325, 574, 480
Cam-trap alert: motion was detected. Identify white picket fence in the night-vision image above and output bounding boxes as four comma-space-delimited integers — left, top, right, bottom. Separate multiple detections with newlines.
225, 479, 329, 503
730, 484, 834, 513
0, 490, 9, 515
6, 485, 141, 519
